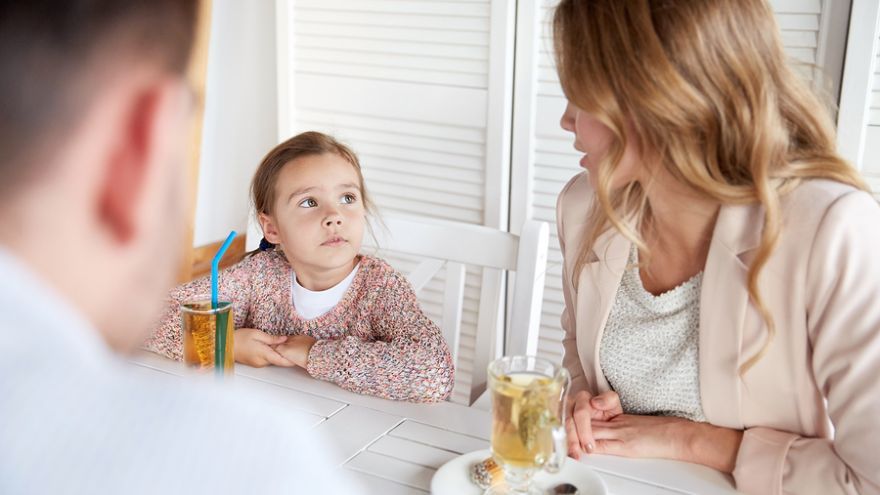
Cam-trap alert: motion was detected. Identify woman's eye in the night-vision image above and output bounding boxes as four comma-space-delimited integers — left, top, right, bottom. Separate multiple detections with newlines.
298, 198, 318, 208
341, 194, 357, 205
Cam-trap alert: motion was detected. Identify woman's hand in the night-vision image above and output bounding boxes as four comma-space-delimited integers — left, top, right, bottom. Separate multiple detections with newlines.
565, 390, 624, 459
274, 335, 317, 369
234, 328, 294, 367
591, 415, 744, 473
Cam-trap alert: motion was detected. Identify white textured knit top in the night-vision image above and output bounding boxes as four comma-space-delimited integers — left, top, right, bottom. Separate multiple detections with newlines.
599, 246, 708, 422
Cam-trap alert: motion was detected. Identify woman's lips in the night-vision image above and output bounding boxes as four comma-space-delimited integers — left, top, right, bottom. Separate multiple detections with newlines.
579, 154, 591, 170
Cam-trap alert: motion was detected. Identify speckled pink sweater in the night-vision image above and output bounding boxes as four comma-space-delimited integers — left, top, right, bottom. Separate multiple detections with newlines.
144, 250, 454, 403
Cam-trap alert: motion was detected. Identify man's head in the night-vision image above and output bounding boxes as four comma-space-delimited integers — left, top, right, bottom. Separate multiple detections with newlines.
0, 1, 198, 350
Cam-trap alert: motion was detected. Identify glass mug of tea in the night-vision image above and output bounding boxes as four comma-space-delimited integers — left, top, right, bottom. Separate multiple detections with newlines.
180, 297, 234, 375
487, 355, 570, 495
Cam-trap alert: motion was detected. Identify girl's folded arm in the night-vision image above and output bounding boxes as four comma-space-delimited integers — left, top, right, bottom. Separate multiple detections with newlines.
306, 269, 455, 403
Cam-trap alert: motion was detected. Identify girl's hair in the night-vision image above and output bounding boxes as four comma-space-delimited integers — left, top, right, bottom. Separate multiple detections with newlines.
552, 0, 868, 373
250, 131, 376, 250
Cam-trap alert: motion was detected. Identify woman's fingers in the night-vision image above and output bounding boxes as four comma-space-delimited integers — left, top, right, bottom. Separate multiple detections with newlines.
571, 391, 596, 453
590, 391, 623, 420
589, 420, 628, 457
565, 417, 583, 459
590, 420, 618, 440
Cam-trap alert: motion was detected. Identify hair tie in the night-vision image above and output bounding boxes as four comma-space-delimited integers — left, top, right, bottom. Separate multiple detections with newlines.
258, 237, 274, 251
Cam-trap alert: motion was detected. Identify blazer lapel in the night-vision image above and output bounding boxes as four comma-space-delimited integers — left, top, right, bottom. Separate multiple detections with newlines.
699, 202, 762, 429
576, 227, 630, 393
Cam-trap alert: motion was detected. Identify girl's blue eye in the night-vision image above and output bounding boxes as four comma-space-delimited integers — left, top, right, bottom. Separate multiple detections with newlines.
298, 198, 317, 208
341, 194, 357, 205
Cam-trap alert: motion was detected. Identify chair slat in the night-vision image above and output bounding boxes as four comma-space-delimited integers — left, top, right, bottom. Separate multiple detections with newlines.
441, 262, 466, 369
470, 268, 505, 405
368, 216, 519, 270
507, 220, 550, 356
405, 259, 445, 294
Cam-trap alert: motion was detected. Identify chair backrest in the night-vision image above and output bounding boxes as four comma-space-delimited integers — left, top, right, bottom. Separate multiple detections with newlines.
363, 215, 549, 405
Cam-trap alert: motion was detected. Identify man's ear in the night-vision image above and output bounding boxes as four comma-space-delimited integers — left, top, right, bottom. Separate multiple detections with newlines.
258, 212, 282, 244
96, 86, 164, 244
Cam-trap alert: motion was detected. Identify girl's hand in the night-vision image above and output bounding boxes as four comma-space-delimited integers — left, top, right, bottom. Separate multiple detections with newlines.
234, 328, 294, 367
566, 390, 624, 459
590, 415, 743, 473
274, 335, 317, 369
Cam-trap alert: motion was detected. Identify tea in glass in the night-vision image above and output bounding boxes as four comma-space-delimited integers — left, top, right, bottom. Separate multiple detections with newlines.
181, 299, 234, 374
488, 356, 569, 495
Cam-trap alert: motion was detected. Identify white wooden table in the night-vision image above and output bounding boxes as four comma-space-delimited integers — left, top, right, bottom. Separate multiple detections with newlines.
130, 352, 741, 495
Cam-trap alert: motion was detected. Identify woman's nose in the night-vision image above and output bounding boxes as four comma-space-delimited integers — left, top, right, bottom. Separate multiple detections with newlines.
560, 101, 576, 133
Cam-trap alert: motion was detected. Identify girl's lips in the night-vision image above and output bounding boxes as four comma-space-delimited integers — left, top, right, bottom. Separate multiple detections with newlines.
321, 237, 347, 247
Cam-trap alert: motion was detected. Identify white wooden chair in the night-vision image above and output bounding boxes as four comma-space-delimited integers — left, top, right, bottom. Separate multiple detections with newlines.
363, 215, 550, 405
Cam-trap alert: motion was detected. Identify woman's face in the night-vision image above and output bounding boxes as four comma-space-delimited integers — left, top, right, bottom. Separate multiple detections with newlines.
559, 101, 643, 190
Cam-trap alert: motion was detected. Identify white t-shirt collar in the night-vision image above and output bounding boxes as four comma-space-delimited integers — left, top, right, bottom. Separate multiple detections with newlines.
291, 263, 360, 320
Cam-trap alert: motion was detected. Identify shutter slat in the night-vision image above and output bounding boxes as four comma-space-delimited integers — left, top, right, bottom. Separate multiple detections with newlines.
296, 9, 490, 32
363, 169, 483, 197
369, 182, 484, 211
296, 109, 485, 143
296, 47, 489, 75
296, 0, 491, 17
355, 141, 486, 171
294, 21, 491, 46
297, 34, 489, 61
362, 156, 484, 185
295, 60, 488, 88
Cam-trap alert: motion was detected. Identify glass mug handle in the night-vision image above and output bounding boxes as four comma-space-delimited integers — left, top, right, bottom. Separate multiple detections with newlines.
545, 367, 571, 473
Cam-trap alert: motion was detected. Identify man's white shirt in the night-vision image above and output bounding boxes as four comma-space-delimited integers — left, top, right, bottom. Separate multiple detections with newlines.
0, 248, 362, 494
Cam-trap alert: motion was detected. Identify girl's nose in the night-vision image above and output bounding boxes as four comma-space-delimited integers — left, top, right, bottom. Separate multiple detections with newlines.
324, 215, 342, 227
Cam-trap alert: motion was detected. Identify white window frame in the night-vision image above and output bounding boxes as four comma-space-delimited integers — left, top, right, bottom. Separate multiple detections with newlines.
836, 0, 880, 170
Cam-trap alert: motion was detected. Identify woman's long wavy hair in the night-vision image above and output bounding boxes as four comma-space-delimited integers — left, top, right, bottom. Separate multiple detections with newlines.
553, 0, 867, 373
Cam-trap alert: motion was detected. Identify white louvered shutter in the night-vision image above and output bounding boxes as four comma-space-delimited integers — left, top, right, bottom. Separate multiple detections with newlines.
861, 32, 880, 197
275, 0, 515, 404
835, 0, 879, 191
509, 0, 854, 365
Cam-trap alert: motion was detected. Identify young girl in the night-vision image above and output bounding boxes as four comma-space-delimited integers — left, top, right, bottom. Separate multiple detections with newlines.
145, 131, 454, 403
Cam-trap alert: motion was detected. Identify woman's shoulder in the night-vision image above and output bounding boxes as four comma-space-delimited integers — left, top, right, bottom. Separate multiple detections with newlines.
788, 178, 866, 204
557, 171, 593, 210
783, 179, 877, 223
556, 172, 593, 242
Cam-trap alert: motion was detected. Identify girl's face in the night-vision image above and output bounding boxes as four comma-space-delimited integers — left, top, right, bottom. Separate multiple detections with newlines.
559, 101, 643, 190
259, 153, 366, 278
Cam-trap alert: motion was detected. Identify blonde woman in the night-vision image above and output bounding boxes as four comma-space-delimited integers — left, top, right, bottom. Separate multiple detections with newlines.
552, 1, 880, 494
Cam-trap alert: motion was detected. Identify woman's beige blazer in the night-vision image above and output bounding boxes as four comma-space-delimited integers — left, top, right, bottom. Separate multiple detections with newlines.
557, 173, 880, 494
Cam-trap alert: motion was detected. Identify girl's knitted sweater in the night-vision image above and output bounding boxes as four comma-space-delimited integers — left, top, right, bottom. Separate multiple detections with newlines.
144, 250, 454, 403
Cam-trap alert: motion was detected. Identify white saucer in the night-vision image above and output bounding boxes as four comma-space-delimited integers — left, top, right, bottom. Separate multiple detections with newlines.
431, 449, 608, 495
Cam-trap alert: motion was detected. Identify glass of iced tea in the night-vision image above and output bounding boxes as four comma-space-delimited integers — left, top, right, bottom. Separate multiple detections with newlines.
487, 355, 570, 495
181, 298, 234, 375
